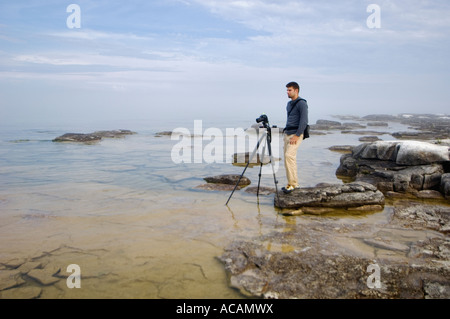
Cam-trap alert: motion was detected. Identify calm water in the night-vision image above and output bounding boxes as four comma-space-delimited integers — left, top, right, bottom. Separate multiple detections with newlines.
0, 117, 417, 298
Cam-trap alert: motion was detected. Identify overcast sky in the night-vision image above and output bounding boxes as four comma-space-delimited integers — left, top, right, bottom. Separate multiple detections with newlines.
1, 0, 449, 127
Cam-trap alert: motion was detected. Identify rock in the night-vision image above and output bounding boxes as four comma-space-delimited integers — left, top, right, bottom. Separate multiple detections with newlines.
154, 131, 173, 137
342, 122, 366, 129
328, 145, 354, 153
0, 286, 42, 299
232, 152, 280, 166
336, 141, 450, 198
274, 182, 385, 210
424, 282, 450, 299
53, 130, 135, 143
1, 257, 27, 269
91, 130, 135, 138
394, 141, 450, 165
415, 190, 444, 199
0, 269, 25, 290
27, 265, 61, 286
53, 133, 102, 143
218, 236, 450, 299
316, 119, 342, 126
310, 120, 342, 131
363, 238, 410, 252
194, 184, 242, 191
367, 122, 389, 127
17, 261, 43, 275
362, 114, 400, 122
359, 136, 381, 142
392, 132, 438, 140
393, 203, 450, 233
341, 130, 390, 136
392, 203, 450, 233
347, 205, 384, 211
204, 175, 251, 186
310, 120, 366, 131
245, 186, 276, 195
441, 173, 450, 199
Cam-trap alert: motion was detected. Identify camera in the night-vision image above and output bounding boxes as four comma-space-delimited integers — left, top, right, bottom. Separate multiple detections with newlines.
256, 114, 269, 124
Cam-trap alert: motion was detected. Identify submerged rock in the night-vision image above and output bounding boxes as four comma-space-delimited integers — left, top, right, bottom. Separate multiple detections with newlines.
232, 152, 281, 166
392, 202, 450, 233
204, 174, 251, 186
195, 184, 242, 191
195, 174, 251, 192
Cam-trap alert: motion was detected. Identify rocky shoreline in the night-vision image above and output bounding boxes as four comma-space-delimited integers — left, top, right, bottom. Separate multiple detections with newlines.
215, 113, 450, 299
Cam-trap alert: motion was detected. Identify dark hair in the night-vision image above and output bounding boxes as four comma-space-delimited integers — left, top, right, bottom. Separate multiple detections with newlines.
286, 82, 300, 91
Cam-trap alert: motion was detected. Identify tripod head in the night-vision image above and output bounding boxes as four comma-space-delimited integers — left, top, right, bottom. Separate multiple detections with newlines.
256, 113, 272, 143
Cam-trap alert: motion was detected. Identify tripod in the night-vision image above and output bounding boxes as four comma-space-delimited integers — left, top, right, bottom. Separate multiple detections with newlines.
225, 118, 280, 205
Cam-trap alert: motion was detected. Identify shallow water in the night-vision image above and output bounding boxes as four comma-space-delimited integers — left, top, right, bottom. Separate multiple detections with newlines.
0, 118, 440, 298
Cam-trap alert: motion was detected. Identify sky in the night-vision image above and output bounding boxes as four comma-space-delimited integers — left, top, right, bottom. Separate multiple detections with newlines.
0, 0, 449, 127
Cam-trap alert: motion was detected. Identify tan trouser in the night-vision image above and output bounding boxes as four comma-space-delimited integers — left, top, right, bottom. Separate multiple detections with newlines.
283, 134, 303, 187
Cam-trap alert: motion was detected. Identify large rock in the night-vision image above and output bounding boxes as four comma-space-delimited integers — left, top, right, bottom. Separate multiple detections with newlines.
441, 174, 450, 199
337, 141, 450, 198
274, 182, 385, 210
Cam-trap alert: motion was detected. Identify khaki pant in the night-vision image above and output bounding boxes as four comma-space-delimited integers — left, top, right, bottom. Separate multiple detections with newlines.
283, 134, 303, 187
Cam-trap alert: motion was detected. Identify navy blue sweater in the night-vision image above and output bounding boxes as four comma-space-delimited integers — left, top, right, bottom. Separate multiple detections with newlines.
284, 97, 309, 137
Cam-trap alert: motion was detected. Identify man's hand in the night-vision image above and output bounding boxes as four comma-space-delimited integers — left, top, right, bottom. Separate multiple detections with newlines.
289, 135, 299, 145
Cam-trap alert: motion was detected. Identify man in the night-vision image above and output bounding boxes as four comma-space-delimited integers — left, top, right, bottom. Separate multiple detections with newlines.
282, 82, 308, 194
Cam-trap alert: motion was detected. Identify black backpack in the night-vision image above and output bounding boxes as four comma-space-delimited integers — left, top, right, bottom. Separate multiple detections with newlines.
287, 98, 310, 139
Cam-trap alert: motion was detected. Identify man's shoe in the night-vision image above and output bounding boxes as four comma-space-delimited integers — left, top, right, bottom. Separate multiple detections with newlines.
282, 185, 295, 194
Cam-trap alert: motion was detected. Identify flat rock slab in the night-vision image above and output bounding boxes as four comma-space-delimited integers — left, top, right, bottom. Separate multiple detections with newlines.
27, 266, 61, 286
53, 130, 135, 143
219, 236, 450, 299
274, 182, 385, 210
0, 286, 42, 299
0, 269, 25, 290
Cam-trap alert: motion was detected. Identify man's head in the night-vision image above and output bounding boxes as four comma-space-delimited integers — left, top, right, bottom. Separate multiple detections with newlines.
286, 82, 300, 100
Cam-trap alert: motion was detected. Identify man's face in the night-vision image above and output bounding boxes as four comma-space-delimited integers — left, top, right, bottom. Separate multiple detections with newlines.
287, 87, 298, 99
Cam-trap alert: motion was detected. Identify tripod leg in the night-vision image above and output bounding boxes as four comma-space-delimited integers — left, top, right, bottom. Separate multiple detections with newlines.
256, 138, 267, 197
266, 136, 280, 204
226, 131, 267, 205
